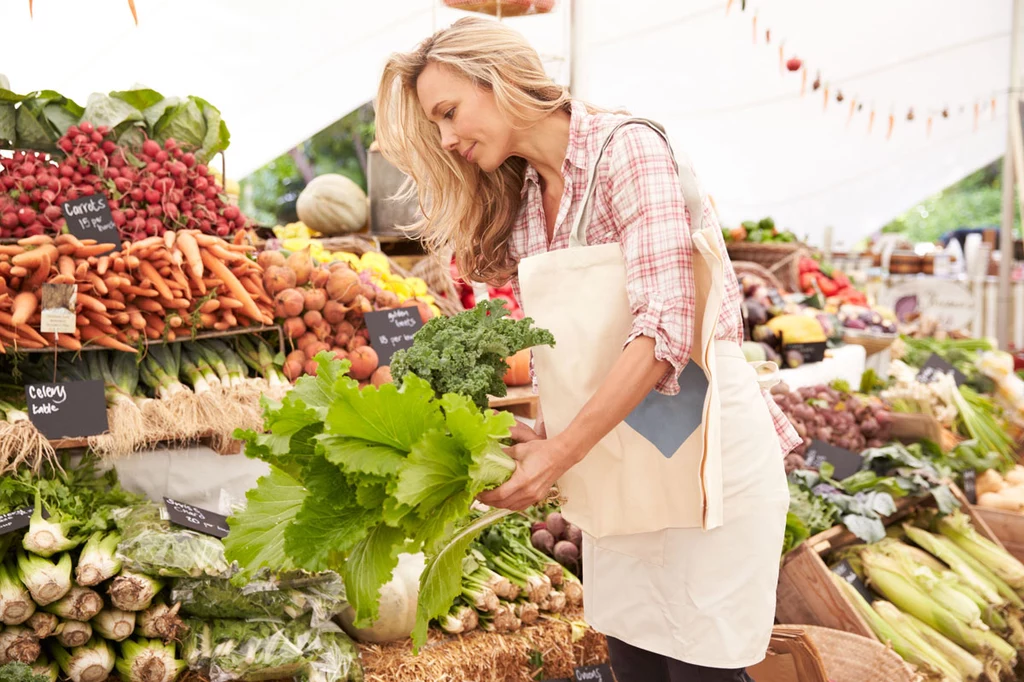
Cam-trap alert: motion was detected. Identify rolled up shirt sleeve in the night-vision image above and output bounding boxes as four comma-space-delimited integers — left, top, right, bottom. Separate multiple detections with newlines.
605, 125, 696, 395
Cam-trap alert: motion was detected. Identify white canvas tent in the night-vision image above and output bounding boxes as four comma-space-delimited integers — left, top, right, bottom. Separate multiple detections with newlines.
0, 0, 1015, 246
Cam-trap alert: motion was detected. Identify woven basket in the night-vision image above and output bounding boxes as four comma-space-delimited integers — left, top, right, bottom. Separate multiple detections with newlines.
442, 0, 555, 16
793, 625, 920, 682
732, 260, 789, 293
726, 242, 808, 292
842, 331, 897, 356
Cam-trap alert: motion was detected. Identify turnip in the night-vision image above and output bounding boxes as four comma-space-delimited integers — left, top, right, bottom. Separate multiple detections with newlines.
349, 346, 379, 380
274, 289, 305, 319
348, 336, 368, 351
304, 360, 320, 377
303, 288, 326, 312
371, 365, 392, 387
282, 318, 306, 340
303, 310, 323, 328
545, 512, 566, 540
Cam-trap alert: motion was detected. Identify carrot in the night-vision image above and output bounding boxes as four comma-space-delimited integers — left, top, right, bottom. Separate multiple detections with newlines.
77, 314, 91, 327
58, 255, 75, 279
105, 288, 125, 303
167, 314, 183, 329
144, 327, 162, 340
128, 0, 138, 25
75, 261, 90, 280
0, 328, 45, 349
199, 299, 220, 314
163, 299, 190, 310
144, 314, 165, 333
0, 245, 25, 256
128, 236, 163, 252
138, 260, 174, 300
102, 299, 126, 311
113, 258, 126, 274
203, 278, 223, 288
175, 231, 203, 279
80, 325, 138, 352
123, 285, 159, 298
126, 255, 140, 269
128, 310, 146, 330
213, 321, 231, 331
0, 312, 46, 346
83, 310, 116, 331
218, 297, 243, 310
0, 279, 6, 297
55, 334, 83, 351
198, 312, 217, 327
111, 312, 131, 326
164, 230, 176, 250
9, 266, 27, 278
167, 267, 190, 291
12, 244, 57, 268
49, 274, 75, 285
76, 293, 107, 314
85, 272, 108, 296
56, 233, 83, 248
0, 263, 10, 276
74, 243, 117, 258
25, 252, 51, 289
200, 250, 267, 323
136, 299, 163, 314
10, 291, 38, 326
208, 243, 247, 264
56, 243, 77, 257
96, 255, 111, 275
17, 235, 52, 247
221, 310, 238, 327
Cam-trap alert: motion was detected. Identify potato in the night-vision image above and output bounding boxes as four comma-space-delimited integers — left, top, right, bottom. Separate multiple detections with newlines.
1006, 467, 1024, 486
979, 491, 1023, 512
978, 469, 1008, 496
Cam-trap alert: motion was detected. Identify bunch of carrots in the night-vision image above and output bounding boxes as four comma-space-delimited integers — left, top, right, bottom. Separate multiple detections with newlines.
0, 230, 273, 353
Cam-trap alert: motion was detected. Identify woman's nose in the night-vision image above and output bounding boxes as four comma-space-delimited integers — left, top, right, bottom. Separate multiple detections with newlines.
440, 128, 459, 152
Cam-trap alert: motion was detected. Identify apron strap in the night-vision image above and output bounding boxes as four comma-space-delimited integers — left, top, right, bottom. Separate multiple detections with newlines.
568, 117, 705, 248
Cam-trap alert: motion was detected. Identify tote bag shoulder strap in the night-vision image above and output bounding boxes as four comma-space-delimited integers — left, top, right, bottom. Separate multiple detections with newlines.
569, 117, 704, 248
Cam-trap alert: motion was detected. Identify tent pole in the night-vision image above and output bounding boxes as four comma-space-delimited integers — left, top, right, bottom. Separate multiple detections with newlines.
998, 0, 1023, 349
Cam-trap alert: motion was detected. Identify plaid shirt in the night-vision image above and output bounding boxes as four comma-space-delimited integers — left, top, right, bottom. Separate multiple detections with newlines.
509, 101, 800, 455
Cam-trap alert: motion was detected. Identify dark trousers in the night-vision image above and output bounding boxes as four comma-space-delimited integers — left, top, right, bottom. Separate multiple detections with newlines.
608, 637, 757, 682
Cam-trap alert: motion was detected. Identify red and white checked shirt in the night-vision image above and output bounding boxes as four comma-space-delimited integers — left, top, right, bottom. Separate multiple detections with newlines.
508, 101, 800, 455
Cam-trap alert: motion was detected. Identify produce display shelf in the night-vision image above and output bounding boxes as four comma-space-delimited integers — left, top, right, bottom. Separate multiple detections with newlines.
17, 324, 284, 355
489, 385, 540, 419
775, 483, 996, 638
972, 505, 1024, 564
49, 429, 243, 455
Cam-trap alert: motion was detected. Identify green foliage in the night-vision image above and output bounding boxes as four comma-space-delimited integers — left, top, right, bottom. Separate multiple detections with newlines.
241, 103, 376, 226
883, 159, 1021, 243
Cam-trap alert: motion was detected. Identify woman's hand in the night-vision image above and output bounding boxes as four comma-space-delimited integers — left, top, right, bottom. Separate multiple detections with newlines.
477, 425, 580, 512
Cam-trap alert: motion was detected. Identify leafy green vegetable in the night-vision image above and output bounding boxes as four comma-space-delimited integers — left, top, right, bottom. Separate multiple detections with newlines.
0, 662, 49, 682
782, 512, 810, 555
390, 300, 555, 409
226, 354, 519, 650
172, 572, 346, 623
115, 504, 230, 578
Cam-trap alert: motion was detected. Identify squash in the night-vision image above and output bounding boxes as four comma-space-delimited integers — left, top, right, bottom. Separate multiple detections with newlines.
503, 349, 532, 386
337, 552, 423, 643
296, 174, 369, 236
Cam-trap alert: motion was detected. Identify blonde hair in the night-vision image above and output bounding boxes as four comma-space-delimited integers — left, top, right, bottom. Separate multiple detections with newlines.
375, 17, 571, 284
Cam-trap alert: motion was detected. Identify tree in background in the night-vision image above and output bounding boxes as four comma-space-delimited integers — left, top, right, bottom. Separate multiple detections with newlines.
882, 158, 1021, 244
241, 102, 376, 227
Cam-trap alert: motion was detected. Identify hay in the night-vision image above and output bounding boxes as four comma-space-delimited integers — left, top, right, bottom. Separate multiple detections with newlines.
359, 607, 608, 682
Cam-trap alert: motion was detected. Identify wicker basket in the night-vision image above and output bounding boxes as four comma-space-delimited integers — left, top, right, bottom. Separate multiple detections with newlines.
442, 0, 555, 16
726, 242, 808, 292
841, 331, 897, 356
794, 625, 919, 682
732, 260, 789, 293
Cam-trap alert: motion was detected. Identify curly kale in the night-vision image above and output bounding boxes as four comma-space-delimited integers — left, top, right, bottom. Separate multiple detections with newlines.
390, 300, 555, 409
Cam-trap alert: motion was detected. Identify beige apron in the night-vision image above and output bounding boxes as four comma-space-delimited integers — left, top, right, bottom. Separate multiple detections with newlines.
517, 119, 789, 666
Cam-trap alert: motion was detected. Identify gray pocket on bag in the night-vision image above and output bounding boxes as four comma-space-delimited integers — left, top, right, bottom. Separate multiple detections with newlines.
624, 361, 709, 458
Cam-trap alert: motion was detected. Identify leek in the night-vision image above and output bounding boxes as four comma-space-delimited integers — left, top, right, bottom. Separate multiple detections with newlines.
860, 550, 1017, 665
194, 342, 232, 385
32, 656, 60, 682
91, 607, 135, 642
15, 551, 71, 607
0, 560, 35, 625
872, 601, 965, 681
25, 612, 58, 639
51, 637, 115, 682
0, 627, 41, 665
22, 494, 80, 558
178, 351, 211, 394
74, 531, 122, 587
115, 638, 185, 682
41, 587, 103, 622
54, 621, 92, 649
938, 511, 1024, 592
109, 571, 164, 612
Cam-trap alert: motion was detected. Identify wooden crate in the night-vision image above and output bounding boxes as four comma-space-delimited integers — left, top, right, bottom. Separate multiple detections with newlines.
489, 385, 539, 420
776, 484, 1001, 637
973, 506, 1024, 563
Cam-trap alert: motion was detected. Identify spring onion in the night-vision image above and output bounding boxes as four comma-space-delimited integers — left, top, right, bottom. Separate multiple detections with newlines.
15, 551, 71, 607
0, 560, 35, 625
115, 638, 185, 682
108, 571, 164, 612
74, 532, 122, 587
51, 637, 115, 682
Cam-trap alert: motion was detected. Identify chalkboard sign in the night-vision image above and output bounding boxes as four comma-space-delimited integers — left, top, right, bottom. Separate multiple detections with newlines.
574, 664, 614, 682
917, 354, 967, 387
164, 498, 230, 538
803, 439, 863, 481
24, 380, 108, 439
962, 470, 978, 504
364, 307, 424, 366
783, 339, 827, 366
832, 559, 873, 602
0, 508, 34, 536
61, 195, 120, 251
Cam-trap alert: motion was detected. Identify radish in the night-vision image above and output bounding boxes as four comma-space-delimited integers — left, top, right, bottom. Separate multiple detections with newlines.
1, 213, 18, 229
79, 121, 94, 134
142, 140, 161, 157
43, 206, 62, 222
223, 206, 240, 221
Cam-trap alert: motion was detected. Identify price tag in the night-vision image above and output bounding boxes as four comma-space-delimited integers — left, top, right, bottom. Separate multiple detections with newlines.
25, 380, 108, 439
364, 307, 425, 366
164, 498, 230, 538
61, 195, 121, 251
0, 507, 38, 536
832, 559, 873, 603
574, 664, 614, 682
916, 354, 967, 387
782, 339, 827, 366
803, 439, 863, 481
962, 470, 978, 504
40, 283, 78, 335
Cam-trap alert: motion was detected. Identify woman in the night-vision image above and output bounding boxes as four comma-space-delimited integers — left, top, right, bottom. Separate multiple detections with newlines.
376, 17, 798, 682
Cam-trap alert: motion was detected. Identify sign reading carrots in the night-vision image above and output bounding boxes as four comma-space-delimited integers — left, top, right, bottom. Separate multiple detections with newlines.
62, 195, 121, 252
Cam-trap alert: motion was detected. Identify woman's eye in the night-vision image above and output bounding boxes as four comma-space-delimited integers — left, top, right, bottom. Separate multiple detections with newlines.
443, 108, 455, 120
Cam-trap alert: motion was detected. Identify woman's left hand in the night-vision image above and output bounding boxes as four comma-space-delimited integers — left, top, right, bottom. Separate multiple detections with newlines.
477, 435, 581, 512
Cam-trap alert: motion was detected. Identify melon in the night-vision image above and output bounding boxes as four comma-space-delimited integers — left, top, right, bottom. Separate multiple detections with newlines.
296, 174, 369, 235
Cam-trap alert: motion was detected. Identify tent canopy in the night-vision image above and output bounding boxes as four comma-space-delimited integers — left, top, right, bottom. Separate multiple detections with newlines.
0, 0, 1014, 245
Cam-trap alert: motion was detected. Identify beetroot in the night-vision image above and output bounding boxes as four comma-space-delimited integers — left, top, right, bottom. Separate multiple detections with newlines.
545, 512, 567, 540
553, 540, 579, 566
531, 529, 555, 555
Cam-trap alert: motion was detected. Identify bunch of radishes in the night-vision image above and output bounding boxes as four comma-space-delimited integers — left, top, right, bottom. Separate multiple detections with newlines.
530, 511, 583, 576
0, 121, 247, 241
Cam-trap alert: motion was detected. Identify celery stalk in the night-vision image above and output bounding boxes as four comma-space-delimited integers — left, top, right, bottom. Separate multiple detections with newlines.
51, 637, 115, 682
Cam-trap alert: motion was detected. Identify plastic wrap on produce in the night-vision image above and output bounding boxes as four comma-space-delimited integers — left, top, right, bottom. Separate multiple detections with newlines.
114, 503, 231, 578
181, 616, 361, 682
172, 572, 346, 626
